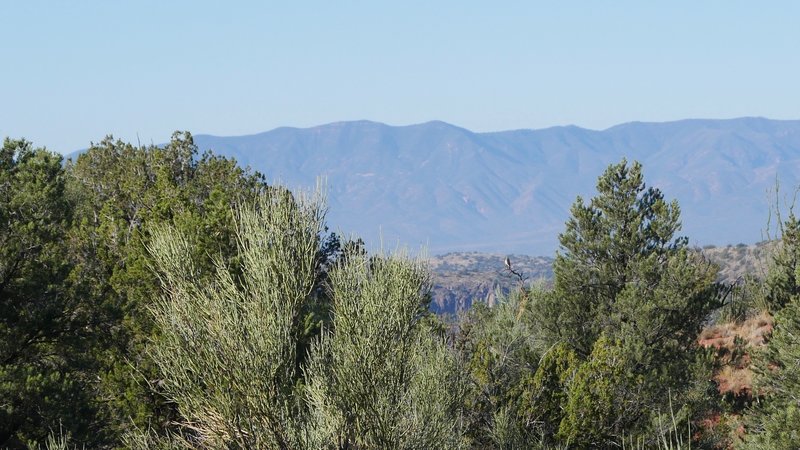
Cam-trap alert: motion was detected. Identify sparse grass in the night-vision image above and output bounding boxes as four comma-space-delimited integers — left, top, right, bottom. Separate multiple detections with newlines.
700, 311, 773, 351
694, 311, 773, 446
715, 365, 753, 397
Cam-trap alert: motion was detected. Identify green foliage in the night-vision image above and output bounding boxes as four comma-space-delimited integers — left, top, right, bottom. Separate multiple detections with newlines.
1, 132, 368, 446
528, 343, 578, 442
558, 335, 631, 447
744, 215, 800, 448
0, 139, 98, 447
763, 214, 800, 312
64, 132, 269, 439
3, 134, 777, 448
558, 335, 706, 449
745, 300, 800, 448
538, 160, 692, 357
304, 251, 465, 448
456, 287, 547, 448
142, 188, 324, 448
141, 188, 465, 449
451, 160, 720, 448
530, 160, 719, 446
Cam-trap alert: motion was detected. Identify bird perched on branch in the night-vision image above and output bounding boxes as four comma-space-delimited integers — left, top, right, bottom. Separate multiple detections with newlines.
504, 257, 511, 270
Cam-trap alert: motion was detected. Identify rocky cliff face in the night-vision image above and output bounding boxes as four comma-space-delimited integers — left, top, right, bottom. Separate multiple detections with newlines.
428, 243, 774, 314
428, 252, 553, 314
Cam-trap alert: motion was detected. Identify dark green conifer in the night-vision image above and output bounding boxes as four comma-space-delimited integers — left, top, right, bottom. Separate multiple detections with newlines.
745, 214, 800, 449
531, 160, 719, 446
0, 139, 98, 447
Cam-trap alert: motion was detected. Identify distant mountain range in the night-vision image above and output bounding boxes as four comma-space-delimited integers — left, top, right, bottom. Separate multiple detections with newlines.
189, 117, 800, 255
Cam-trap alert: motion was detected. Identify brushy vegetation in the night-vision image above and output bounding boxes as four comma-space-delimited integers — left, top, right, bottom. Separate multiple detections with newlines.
3, 133, 800, 449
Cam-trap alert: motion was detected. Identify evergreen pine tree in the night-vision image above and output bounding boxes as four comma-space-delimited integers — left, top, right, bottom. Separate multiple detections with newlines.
745, 214, 800, 449
531, 160, 719, 446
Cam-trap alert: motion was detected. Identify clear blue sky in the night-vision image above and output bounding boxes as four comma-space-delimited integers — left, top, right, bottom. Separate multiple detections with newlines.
2, 1, 798, 153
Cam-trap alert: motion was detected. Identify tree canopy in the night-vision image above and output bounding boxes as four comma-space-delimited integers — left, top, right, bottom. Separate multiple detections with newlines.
530, 160, 719, 446
2, 132, 793, 449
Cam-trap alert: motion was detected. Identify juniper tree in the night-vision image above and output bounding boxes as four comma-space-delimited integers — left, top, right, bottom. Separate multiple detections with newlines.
0, 139, 98, 447
456, 288, 547, 448
65, 132, 271, 439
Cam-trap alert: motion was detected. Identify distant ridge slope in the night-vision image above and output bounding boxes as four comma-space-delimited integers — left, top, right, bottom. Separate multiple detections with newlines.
427, 243, 772, 315
193, 117, 800, 255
